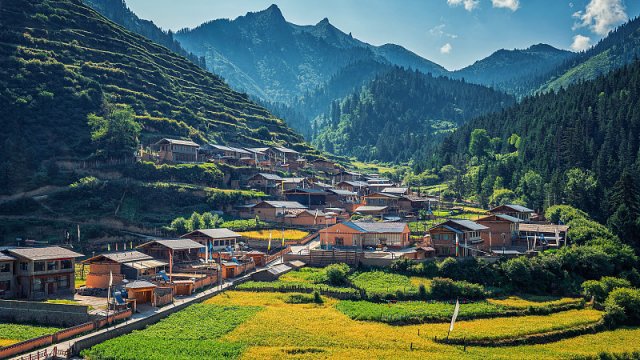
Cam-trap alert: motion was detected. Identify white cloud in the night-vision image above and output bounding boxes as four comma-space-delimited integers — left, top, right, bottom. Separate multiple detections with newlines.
447, 0, 480, 12
440, 43, 453, 54
571, 34, 592, 51
573, 0, 628, 35
492, 0, 520, 11
429, 24, 459, 39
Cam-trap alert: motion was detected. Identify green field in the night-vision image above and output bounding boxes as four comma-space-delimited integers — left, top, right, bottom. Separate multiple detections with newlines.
82, 290, 640, 360
0, 323, 62, 347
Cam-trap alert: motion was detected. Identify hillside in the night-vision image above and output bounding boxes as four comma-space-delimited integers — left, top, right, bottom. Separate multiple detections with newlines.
313, 67, 515, 163
540, 16, 640, 92
81, 0, 206, 69
435, 60, 640, 237
453, 44, 575, 97
0, 0, 309, 194
174, 5, 446, 105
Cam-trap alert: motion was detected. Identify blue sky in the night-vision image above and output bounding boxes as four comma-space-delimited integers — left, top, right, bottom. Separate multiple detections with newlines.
126, 0, 640, 70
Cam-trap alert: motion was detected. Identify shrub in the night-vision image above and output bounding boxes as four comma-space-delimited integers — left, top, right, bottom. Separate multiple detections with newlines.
325, 263, 350, 286
313, 291, 323, 304
582, 277, 632, 303
285, 293, 320, 304
604, 288, 640, 326
430, 277, 486, 300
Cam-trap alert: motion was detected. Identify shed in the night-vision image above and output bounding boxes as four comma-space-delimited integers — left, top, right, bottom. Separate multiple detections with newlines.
250, 264, 292, 282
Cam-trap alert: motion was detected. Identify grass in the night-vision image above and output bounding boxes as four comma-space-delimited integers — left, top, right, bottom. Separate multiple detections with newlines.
349, 271, 422, 298
0, 323, 62, 347
81, 304, 260, 360
336, 300, 506, 324
487, 296, 583, 309
278, 267, 327, 284
236, 280, 359, 298
75, 263, 88, 288
238, 229, 309, 241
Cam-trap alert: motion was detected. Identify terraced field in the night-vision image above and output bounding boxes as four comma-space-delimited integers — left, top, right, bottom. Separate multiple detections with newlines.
82, 290, 640, 360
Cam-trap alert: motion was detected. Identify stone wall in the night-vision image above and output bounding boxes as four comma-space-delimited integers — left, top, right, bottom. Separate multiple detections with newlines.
0, 299, 90, 327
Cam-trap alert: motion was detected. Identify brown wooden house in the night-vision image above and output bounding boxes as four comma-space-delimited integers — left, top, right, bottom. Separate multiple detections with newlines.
153, 138, 199, 163
428, 220, 488, 257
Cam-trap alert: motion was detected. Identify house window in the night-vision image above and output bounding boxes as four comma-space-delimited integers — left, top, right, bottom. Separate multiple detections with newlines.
47, 261, 58, 271
34, 261, 45, 272
335, 237, 344, 246
0, 280, 10, 292
0, 263, 9, 273
20, 262, 28, 271
57, 276, 69, 289
61, 260, 72, 269
33, 278, 44, 292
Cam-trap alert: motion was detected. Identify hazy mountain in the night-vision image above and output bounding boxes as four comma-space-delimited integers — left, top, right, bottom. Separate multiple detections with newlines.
174, 5, 446, 104
453, 44, 575, 97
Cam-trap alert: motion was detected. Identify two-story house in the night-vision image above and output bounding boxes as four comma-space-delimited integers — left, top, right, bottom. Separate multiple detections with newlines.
489, 204, 535, 222
154, 138, 200, 163
6, 246, 83, 299
0, 253, 15, 299
428, 219, 488, 257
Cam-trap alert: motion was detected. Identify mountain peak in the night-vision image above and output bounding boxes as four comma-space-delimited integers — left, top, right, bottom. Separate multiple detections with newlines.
251, 4, 285, 23
317, 17, 330, 26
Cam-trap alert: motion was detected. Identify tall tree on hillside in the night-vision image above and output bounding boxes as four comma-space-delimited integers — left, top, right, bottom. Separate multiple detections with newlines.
607, 172, 640, 248
469, 129, 491, 159
564, 168, 598, 215
87, 103, 141, 158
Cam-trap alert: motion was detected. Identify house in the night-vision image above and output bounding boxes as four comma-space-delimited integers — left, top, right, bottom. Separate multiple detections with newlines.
220, 260, 255, 279
246, 173, 283, 195
381, 187, 410, 196
6, 246, 83, 299
153, 138, 199, 163
311, 159, 339, 173
326, 189, 361, 210
137, 239, 204, 267
331, 170, 363, 183
363, 192, 400, 212
398, 195, 436, 213
319, 222, 411, 249
0, 253, 15, 299
518, 223, 569, 248
180, 229, 241, 254
277, 178, 310, 193
336, 181, 369, 195
428, 220, 489, 257
82, 251, 167, 288
249, 201, 308, 222
250, 264, 292, 282
124, 280, 158, 305
269, 146, 300, 165
489, 204, 535, 222
207, 144, 253, 165
353, 205, 388, 218
284, 188, 328, 206
245, 250, 267, 266
244, 148, 271, 167
476, 214, 523, 250
284, 209, 337, 227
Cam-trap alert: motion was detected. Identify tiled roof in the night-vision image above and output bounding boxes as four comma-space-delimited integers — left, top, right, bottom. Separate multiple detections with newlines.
138, 239, 204, 251
519, 224, 569, 233
0, 253, 15, 261
267, 264, 292, 276
254, 173, 283, 181
285, 188, 328, 195
210, 144, 251, 154
491, 204, 534, 213
328, 189, 358, 196
185, 229, 241, 239
125, 280, 157, 289
447, 219, 489, 231
342, 221, 407, 233
7, 246, 84, 261
339, 181, 369, 187
381, 187, 408, 194
155, 138, 199, 147
273, 146, 299, 154
104, 251, 153, 263
354, 206, 388, 212
262, 201, 307, 209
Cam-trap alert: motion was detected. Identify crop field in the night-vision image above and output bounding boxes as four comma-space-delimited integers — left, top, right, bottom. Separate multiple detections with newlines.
349, 271, 421, 298
83, 290, 640, 359
238, 229, 309, 241
487, 296, 583, 309
0, 323, 62, 347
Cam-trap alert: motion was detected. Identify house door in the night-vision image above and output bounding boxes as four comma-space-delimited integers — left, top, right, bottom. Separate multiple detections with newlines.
228, 268, 235, 277
48, 282, 55, 295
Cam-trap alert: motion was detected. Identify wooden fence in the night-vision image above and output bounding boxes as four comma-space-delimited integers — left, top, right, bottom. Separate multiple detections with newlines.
284, 249, 363, 266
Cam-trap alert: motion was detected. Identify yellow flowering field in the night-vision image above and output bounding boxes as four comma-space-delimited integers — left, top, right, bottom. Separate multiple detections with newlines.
487, 295, 583, 309
239, 229, 309, 241
203, 291, 640, 360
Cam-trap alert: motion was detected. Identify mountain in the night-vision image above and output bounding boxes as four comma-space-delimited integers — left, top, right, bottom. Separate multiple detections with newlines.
313, 67, 515, 163
82, 0, 206, 69
453, 44, 575, 97
0, 0, 308, 194
540, 16, 640, 93
435, 59, 640, 222
174, 5, 446, 105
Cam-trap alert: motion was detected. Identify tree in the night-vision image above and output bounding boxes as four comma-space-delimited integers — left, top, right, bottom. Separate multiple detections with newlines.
469, 129, 491, 159
189, 212, 204, 231
564, 168, 598, 213
170, 217, 189, 235
201, 212, 220, 229
87, 103, 141, 158
518, 170, 544, 211
490, 188, 518, 206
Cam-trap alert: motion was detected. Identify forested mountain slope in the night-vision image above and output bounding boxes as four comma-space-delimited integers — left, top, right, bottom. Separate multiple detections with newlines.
540, 16, 640, 93
313, 67, 515, 163
0, 0, 308, 194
